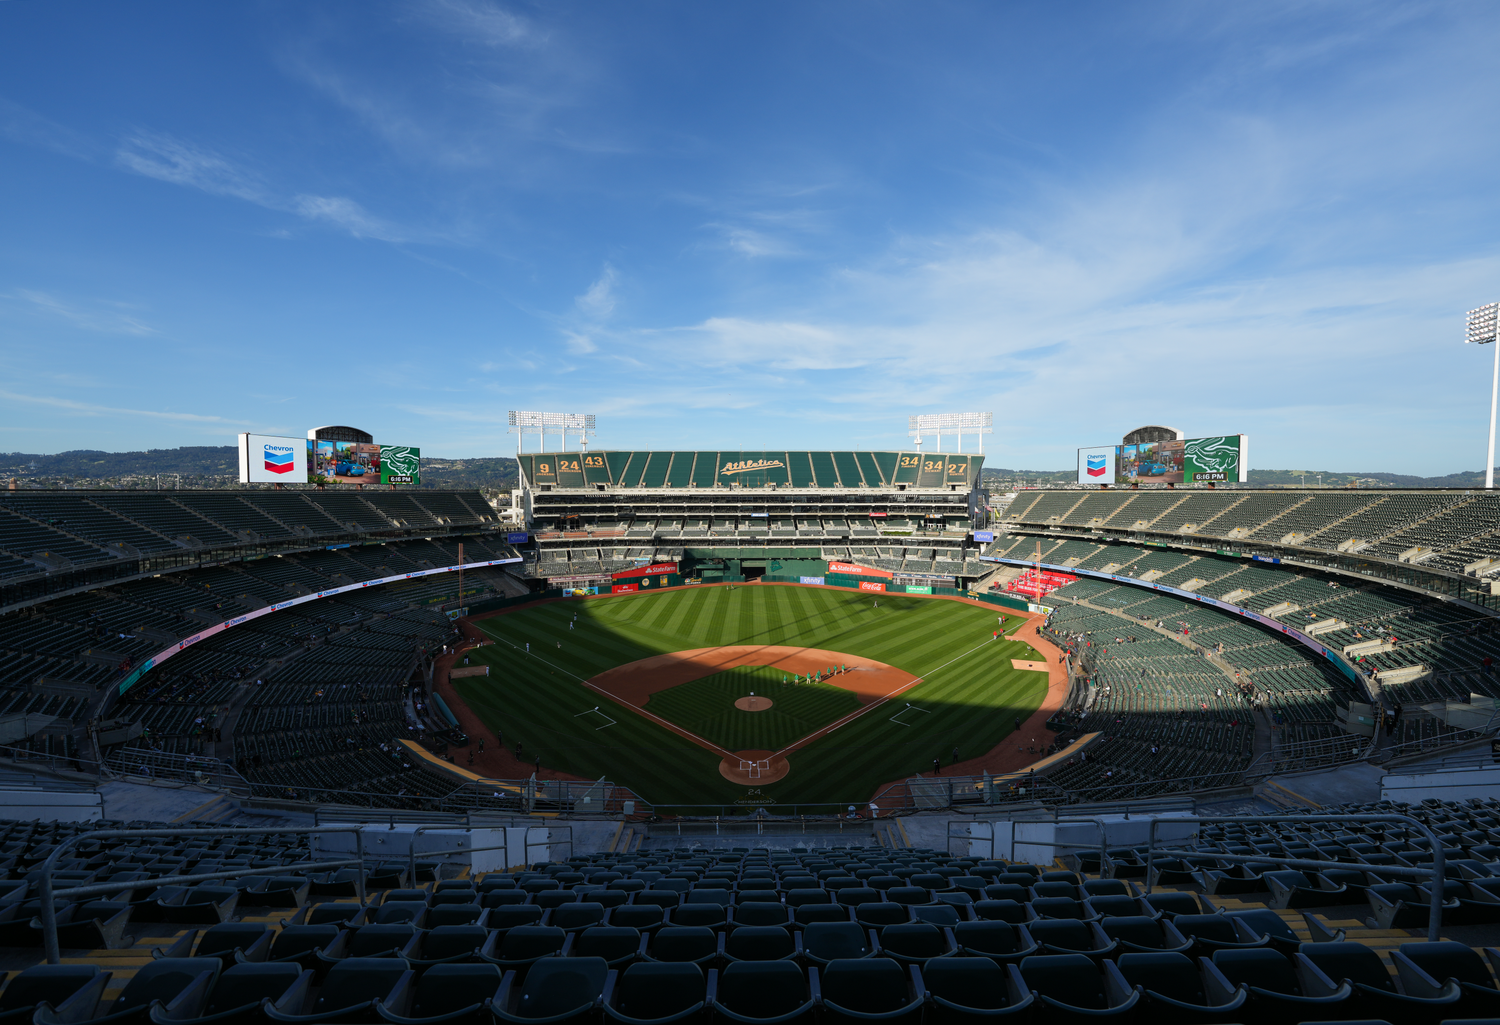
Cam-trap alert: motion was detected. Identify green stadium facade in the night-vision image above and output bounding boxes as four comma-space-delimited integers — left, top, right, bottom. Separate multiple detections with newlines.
515, 450, 994, 587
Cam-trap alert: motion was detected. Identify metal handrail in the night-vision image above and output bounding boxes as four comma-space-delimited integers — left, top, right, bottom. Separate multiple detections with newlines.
405, 824, 554, 878
1142, 813, 1446, 943
38, 825, 369, 964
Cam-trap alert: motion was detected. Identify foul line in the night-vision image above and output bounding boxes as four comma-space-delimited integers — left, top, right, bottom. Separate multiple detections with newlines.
480, 633, 738, 759
773, 636, 1001, 756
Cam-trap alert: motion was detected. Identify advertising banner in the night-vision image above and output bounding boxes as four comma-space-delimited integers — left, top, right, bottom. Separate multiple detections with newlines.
1077, 446, 1115, 484
905, 585, 933, 594
1005, 568, 1077, 598
973, 531, 995, 543
117, 553, 523, 696
612, 583, 640, 594
800, 576, 826, 585
859, 580, 886, 592
612, 562, 677, 580
238, 434, 308, 483
828, 561, 894, 579
380, 445, 421, 486
507, 533, 529, 544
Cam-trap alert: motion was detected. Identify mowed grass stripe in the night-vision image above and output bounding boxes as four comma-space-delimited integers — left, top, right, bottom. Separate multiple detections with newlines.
644, 665, 860, 752
464, 586, 1046, 807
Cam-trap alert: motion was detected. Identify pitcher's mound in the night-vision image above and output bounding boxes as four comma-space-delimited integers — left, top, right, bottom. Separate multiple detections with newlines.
734, 695, 773, 711
718, 750, 790, 784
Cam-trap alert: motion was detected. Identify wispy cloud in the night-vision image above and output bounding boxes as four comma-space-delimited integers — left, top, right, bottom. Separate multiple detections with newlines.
574, 265, 617, 320
0, 390, 252, 425
114, 131, 407, 241
115, 131, 268, 203
420, 0, 541, 48
0, 98, 96, 160
10, 290, 156, 336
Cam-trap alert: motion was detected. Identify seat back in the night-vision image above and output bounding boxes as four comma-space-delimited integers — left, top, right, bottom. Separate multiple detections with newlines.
733, 902, 788, 927
1026, 919, 1091, 950
0, 965, 99, 1012
615, 962, 705, 1019
819, 958, 910, 1013
204, 963, 302, 1015
112, 959, 218, 1013
1398, 940, 1496, 988
552, 903, 606, 930
422, 925, 488, 961
1100, 916, 1164, 949
348, 924, 415, 957
195, 923, 270, 958
725, 925, 795, 961
1141, 892, 1200, 917
879, 923, 944, 958
516, 957, 607, 1018
651, 926, 716, 962
835, 887, 880, 906
1020, 953, 1105, 1008
1212, 948, 1298, 994
1300, 941, 1393, 991
314, 959, 407, 1013
575, 926, 640, 962
1116, 951, 1205, 1004
855, 902, 908, 927
499, 925, 565, 960
611, 905, 664, 930
270, 924, 340, 958
490, 906, 545, 930
803, 922, 870, 960
953, 920, 1019, 955
1172, 914, 1238, 943
716, 962, 806, 1018
923, 958, 1008, 1009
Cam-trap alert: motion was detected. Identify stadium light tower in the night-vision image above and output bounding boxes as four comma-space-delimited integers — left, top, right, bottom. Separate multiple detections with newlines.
908, 412, 993, 453
507, 411, 597, 455
1466, 303, 1500, 489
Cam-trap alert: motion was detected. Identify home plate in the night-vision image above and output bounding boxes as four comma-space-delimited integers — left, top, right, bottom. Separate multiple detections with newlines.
1011, 660, 1049, 672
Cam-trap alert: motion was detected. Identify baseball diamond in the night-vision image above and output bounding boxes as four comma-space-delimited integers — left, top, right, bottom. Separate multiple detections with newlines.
451, 583, 1049, 808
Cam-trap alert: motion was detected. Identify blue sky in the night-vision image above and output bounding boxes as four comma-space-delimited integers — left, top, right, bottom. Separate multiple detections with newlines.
3, 1, 1500, 473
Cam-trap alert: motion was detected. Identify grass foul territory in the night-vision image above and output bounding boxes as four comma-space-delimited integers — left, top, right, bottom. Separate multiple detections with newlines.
457, 585, 1047, 808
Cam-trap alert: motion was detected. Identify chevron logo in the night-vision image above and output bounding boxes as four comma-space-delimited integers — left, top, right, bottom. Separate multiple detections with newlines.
263, 445, 296, 475
1086, 454, 1107, 477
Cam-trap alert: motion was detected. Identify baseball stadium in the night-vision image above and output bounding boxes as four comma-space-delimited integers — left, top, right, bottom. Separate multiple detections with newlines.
0, 428, 1499, 1017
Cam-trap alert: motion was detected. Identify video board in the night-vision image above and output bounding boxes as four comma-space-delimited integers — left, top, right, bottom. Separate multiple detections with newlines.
308, 441, 421, 485
1078, 435, 1247, 485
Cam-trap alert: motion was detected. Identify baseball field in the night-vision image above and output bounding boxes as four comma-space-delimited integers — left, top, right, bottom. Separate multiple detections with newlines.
455, 584, 1048, 809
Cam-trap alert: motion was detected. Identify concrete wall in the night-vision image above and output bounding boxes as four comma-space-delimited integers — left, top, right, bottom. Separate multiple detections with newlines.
314, 823, 566, 870
1382, 765, 1500, 804
0, 788, 101, 822
953, 812, 1198, 861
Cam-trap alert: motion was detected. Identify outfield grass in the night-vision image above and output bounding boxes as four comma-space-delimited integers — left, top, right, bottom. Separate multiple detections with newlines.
643, 665, 861, 752
456, 586, 1047, 809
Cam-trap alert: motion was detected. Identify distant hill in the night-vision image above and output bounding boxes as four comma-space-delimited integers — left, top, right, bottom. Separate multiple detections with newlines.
0, 447, 519, 492
981, 466, 1498, 488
